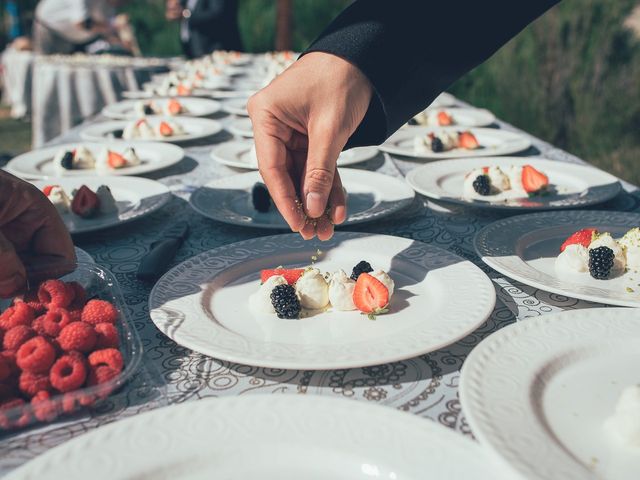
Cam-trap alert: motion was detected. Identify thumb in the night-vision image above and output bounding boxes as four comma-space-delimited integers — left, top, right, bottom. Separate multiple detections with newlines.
0, 232, 27, 298
303, 127, 347, 218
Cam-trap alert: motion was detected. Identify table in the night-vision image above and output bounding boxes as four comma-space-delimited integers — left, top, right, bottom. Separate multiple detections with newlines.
1, 88, 639, 475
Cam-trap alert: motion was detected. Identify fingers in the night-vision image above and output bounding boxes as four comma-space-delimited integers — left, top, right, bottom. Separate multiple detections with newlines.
0, 232, 26, 298
328, 170, 347, 225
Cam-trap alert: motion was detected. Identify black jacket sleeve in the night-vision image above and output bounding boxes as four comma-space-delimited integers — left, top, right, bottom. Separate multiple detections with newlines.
303, 0, 560, 147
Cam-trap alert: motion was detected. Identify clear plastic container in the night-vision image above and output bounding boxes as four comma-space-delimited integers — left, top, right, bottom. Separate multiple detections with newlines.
0, 261, 143, 431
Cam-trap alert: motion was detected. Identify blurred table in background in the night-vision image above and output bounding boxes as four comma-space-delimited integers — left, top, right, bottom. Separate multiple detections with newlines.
1, 47, 33, 119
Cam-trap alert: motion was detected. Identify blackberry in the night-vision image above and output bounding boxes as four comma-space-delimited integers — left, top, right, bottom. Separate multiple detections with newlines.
143, 104, 154, 115
408, 118, 419, 126
112, 129, 124, 139
60, 151, 74, 170
431, 137, 444, 152
270, 284, 301, 319
251, 182, 271, 213
588, 246, 614, 279
472, 175, 491, 196
350, 260, 373, 281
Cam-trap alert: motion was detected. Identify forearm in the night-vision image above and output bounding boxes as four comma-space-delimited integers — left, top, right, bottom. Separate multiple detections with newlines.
304, 0, 560, 147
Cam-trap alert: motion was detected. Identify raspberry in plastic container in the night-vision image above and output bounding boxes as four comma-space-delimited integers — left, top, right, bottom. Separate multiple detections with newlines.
0, 261, 142, 431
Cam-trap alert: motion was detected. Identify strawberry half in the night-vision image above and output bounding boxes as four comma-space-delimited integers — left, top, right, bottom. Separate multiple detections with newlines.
458, 131, 479, 149
437, 110, 453, 126
158, 121, 173, 137
521, 165, 549, 193
353, 273, 389, 315
176, 84, 191, 96
107, 151, 126, 169
71, 185, 100, 218
167, 99, 182, 115
560, 228, 598, 252
42, 185, 57, 196
261, 268, 305, 285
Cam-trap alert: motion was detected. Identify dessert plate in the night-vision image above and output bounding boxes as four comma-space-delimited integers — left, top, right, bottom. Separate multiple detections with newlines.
460, 308, 640, 480
221, 97, 249, 116
31, 176, 171, 234
5, 395, 510, 480
102, 97, 222, 119
189, 169, 414, 229
6, 141, 184, 180
210, 140, 379, 169
227, 116, 253, 137
405, 107, 496, 128
406, 157, 621, 210
380, 127, 531, 159
430, 92, 457, 108
80, 117, 223, 143
474, 210, 640, 307
149, 232, 495, 369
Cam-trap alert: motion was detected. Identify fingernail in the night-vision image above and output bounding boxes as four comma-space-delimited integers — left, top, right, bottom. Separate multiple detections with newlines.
305, 192, 324, 217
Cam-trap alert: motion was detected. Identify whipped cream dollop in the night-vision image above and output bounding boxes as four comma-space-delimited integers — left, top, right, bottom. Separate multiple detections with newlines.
486, 166, 511, 191
507, 166, 525, 193
249, 275, 288, 314
370, 270, 395, 297
589, 232, 626, 274
604, 385, 640, 450
122, 147, 141, 166
48, 186, 71, 214
123, 119, 155, 140
413, 131, 457, 153
328, 270, 356, 311
620, 227, 640, 270
555, 244, 589, 274
96, 185, 118, 214
295, 268, 329, 310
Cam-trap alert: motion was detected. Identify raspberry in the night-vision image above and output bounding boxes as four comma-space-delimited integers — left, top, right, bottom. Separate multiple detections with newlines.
61, 392, 81, 413
37, 279, 74, 308
16, 336, 56, 373
2, 325, 35, 351
68, 308, 82, 322
57, 322, 96, 353
0, 398, 30, 429
0, 355, 10, 382
50, 354, 87, 392
14, 291, 47, 315
31, 390, 59, 422
19, 371, 51, 397
66, 282, 87, 308
37, 308, 72, 337
87, 365, 118, 399
0, 351, 17, 376
0, 303, 34, 330
94, 323, 119, 349
81, 300, 118, 325
88, 348, 123, 372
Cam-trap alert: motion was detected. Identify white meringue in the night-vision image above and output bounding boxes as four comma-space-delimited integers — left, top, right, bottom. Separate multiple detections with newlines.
370, 270, 395, 297
619, 228, 640, 270
554, 244, 589, 274
249, 275, 288, 314
96, 185, 118, 214
295, 268, 329, 310
47, 186, 71, 215
328, 270, 356, 311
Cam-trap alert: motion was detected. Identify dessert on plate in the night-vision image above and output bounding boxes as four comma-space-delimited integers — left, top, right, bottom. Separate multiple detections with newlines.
409, 109, 456, 127
414, 130, 480, 153
53, 146, 141, 174
462, 164, 549, 201
122, 118, 185, 140
43, 184, 118, 218
249, 260, 394, 319
134, 98, 187, 117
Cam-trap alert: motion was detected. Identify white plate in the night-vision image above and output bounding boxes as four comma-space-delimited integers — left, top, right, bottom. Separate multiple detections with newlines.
474, 210, 640, 307
406, 157, 621, 210
460, 308, 640, 480
102, 97, 221, 119
80, 116, 223, 143
227, 116, 253, 137
406, 107, 495, 127
221, 97, 249, 116
380, 127, 531, 159
5, 395, 510, 480
149, 232, 495, 370
190, 169, 414, 229
32, 176, 171, 234
210, 140, 379, 169
430, 92, 457, 107
6, 141, 184, 180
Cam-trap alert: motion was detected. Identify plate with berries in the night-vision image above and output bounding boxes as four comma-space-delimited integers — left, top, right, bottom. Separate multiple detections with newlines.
33, 176, 171, 234
6, 141, 185, 180
380, 126, 531, 159
405, 107, 496, 128
102, 97, 222, 120
189, 169, 415, 229
149, 232, 495, 370
475, 210, 640, 307
406, 157, 621, 210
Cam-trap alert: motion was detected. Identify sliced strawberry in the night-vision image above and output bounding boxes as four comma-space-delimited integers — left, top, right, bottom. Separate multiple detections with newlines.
560, 228, 598, 252
353, 273, 389, 314
437, 110, 453, 126
167, 99, 182, 115
260, 269, 305, 285
158, 121, 173, 137
521, 165, 549, 193
176, 84, 191, 96
42, 185, 57, 196
107, 151, 126, 169
71, 185, 100, 218
135, 119, 148, 128
458, 131, 479, 149
482, 166, 490, 174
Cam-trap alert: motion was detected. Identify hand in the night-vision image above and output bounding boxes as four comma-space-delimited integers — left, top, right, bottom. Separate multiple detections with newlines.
0, 172, 76, 298
248, 52, 373, 240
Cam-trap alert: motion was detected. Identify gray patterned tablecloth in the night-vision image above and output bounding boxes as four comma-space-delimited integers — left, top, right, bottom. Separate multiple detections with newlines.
1, 93, 639, 474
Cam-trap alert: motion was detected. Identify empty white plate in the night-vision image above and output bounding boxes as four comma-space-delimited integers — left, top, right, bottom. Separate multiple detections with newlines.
5, 395, 511, 480
460, 308, 640, 480
474, 210, 640, 307
189, 169, 414, 229
149, 232, 495, 370
380, 127, 531, 159
6, 141, 184, 179
406, 157, 621, 210
32, 176, 171, 234
102, 97, 221, 119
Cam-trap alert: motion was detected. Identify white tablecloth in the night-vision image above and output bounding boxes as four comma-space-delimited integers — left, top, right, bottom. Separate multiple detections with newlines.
1, 48, 33, 119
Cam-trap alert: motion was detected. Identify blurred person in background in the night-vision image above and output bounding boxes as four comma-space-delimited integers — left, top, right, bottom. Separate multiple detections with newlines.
165, 0, 243, 58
